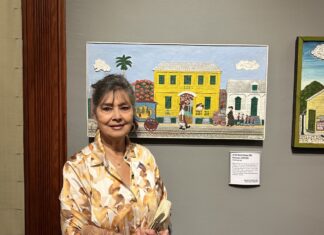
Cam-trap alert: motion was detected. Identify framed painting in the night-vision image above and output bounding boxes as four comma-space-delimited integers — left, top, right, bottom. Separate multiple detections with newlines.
293, 37, 324, 148
87, 42, 268, 140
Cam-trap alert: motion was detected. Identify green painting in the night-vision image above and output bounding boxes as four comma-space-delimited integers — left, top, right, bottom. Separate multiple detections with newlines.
293, 37, 324, 148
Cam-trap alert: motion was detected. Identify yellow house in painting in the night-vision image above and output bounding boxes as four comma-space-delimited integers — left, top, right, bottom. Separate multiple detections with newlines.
153, 62, 221, 124
305, 88, 324, 133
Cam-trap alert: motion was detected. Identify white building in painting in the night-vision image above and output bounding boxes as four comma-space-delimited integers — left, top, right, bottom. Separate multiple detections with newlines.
226, 80, 267, 124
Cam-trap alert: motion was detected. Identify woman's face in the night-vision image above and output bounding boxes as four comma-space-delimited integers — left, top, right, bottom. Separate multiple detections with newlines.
95, 89, 134, 143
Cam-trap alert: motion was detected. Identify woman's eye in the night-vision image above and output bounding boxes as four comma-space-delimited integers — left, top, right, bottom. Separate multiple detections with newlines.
101, 106, 112, 112
121, 106, 131, 111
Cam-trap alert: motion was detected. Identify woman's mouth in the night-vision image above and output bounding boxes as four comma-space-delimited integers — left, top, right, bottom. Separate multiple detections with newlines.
109, 124, 124, 130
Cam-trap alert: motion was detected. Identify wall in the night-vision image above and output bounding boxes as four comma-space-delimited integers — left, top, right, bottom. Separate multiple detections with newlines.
67, 1, 324, 234
0, 0, 24, 234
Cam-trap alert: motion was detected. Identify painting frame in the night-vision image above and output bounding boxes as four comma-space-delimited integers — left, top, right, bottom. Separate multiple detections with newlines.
87, 42, 269, 140
292, 36, 324, 149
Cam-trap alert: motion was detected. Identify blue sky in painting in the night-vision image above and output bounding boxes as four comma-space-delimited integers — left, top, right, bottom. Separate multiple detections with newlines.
301, 41, 324, 89
86, 43, 268, 95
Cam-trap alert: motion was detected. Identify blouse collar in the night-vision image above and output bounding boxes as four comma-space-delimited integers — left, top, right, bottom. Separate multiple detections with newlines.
89, 130, 136, 167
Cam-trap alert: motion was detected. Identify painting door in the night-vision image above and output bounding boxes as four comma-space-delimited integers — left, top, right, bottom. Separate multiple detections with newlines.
308, 109, 316, 133
251, 97, 258, 116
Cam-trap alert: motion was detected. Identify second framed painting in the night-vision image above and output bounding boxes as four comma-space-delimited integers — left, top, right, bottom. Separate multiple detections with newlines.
87, 42, 269, 140
293, 37, 324, 148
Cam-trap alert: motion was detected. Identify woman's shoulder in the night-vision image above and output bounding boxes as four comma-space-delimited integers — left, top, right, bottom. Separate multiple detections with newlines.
132, 143, 151, 155
65, 142, 99, 168
132, 143, 157, 165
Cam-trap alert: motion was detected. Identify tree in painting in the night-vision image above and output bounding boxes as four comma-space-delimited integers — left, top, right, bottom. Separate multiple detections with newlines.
116, 54, 132, 75
300, 81, 324, 114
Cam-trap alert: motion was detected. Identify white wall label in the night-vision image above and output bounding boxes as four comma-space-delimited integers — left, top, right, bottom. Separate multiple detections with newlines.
230, 151, 260, 186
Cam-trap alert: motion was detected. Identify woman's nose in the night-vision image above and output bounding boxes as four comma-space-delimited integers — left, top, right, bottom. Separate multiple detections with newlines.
112, 108, 121, 119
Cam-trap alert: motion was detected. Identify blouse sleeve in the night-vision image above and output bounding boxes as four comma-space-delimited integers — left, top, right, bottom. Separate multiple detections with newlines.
59, 161, 91, 235
151, 153, 171, 232
154, 164, 168, 202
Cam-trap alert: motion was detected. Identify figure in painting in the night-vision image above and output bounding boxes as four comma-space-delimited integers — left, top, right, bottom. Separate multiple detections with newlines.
179, 102, 190, 130
178, 94, 193, 130
241, 113, 245, 125
227, 106, 234, 126
245, 114, 249, 125
236, 113, 240, 123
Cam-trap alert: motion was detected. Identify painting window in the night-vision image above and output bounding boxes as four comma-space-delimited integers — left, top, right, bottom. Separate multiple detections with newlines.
159, 75, 165, 84
165, 96, 172, 109
198, 75, 204, 85
252, 84, 258, 91
170, 75, 176, 84
184, 75, 191, 85
205, 97, 211, 110
235, 97, 241, 110
210, 75, 216, 85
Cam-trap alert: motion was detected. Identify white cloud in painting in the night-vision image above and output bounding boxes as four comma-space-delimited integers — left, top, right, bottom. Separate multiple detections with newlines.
236, 60, 260, 70
311, 44, 324, 60
93, 59, 111, 72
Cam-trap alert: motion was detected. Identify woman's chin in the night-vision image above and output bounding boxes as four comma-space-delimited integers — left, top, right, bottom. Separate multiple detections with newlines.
101, 126, 132, 140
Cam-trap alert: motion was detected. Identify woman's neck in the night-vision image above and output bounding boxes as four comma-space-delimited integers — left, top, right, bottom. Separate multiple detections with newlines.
101, 135, 126, 156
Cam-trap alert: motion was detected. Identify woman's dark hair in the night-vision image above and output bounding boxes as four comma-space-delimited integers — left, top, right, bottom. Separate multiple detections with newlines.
91, 74, 138, 131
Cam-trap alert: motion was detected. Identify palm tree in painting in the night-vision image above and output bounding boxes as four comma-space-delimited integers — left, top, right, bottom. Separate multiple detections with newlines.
116, 54, 132, 76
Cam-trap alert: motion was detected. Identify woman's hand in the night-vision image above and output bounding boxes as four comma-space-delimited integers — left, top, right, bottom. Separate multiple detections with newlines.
81, 224, 122, 235
135, 228, 156, 235
135, 228, 169, 235
81, 225, 104, 235
157, 230, 169, 235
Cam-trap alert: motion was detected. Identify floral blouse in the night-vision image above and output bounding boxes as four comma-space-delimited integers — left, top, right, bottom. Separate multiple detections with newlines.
59, 132, 169, 235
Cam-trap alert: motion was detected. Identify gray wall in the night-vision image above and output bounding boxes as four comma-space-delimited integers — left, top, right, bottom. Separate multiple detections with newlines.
67, 1, 324, 234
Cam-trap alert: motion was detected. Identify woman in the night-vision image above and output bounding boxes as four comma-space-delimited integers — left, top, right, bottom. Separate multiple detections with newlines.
60, 74, 170, 235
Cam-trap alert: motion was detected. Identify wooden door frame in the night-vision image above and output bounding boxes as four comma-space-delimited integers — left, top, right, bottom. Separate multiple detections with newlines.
22, 0, 66, 234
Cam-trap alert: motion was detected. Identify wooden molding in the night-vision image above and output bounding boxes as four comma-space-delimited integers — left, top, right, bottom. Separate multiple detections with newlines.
22, 0, 66, 234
